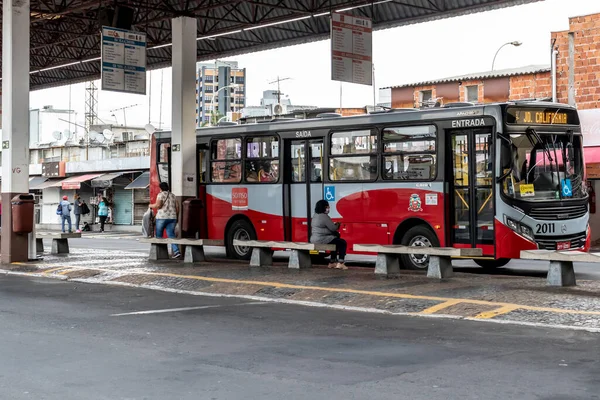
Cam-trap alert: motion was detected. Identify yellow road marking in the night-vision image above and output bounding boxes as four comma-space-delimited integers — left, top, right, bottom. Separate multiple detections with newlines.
10, 263, 600, 318
420, 299, 462, 314
473, 306, 519, 319
57, 269, 73, 275
41, 267, 68, 275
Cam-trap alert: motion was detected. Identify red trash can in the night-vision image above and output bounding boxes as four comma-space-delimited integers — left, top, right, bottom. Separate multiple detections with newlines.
12, 194, 35, 234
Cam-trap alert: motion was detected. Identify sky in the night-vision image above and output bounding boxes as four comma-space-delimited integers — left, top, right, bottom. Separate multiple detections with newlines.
28, 0, 600, 131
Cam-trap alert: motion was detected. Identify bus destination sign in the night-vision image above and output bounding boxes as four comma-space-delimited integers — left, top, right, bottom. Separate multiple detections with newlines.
506, 107, 578, 125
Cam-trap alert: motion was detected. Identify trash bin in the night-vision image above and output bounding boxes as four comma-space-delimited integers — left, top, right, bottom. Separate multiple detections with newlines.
182, 198, 204, 237
12, 194, 35, 234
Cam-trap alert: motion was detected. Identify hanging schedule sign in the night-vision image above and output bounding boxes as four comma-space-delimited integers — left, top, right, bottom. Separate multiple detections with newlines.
330, 12, 372, 86
101, 26, 147, 95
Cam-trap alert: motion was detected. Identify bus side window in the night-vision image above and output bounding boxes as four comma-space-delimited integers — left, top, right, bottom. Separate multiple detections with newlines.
158, 143, 171, 183
245, 136, 279, 183
210, 138, 242, 183
329, 129, 378, 181
381, 125, 437, 181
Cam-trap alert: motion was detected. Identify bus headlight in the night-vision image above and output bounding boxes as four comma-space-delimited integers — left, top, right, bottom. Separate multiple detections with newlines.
504, 215, 534, 241
506, 217, 519, 231
520, 224, 534, 241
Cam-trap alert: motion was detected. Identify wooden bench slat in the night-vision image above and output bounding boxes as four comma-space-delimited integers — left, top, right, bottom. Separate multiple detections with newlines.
140, 238, 224, 247
233, 240, 335, 252
37, 233, 82, 239
520, 250, 599, 263
354, 244, 482, 257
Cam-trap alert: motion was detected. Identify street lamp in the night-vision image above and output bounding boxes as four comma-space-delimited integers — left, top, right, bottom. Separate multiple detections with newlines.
209, 84, 239, 126
491, 41, 522, 71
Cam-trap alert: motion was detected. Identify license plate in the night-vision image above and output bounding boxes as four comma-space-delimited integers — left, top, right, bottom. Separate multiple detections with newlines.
557, 241, 571, 250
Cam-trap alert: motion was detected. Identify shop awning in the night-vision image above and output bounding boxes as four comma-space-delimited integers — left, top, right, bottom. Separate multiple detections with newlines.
35, 179, 64, 189
91, 171, 141, 188
125, 171, 150, 190
585, 147, 600, 179
28, 176, 48, 190
60, 173, 104, 190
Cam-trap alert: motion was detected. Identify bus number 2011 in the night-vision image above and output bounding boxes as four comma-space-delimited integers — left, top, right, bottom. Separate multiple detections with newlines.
536, 223, 555, 234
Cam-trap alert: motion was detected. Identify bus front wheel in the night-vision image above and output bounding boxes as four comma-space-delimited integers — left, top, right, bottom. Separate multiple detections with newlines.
474, 258, 511, 269
400, 225, 440, 270
226, 219, 256, 260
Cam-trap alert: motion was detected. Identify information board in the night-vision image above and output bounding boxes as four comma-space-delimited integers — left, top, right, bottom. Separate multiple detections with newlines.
330, 12, 372, 86
101, 26, 147, 95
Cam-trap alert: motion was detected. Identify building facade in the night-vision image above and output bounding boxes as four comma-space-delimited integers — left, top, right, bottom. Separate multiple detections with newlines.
241, 90, 320, 118
18, 112, 151, 231
195, 61, 246, 126
380, 64, 552, 109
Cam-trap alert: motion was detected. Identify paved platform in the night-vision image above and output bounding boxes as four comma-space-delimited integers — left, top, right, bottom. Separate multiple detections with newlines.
3, 248, 600, 331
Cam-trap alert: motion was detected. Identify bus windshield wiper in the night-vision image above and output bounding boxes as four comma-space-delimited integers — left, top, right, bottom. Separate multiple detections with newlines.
527, 128, 560, 199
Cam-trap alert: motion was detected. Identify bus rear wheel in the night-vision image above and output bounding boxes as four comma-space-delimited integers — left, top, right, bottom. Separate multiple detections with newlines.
400, 225, 440, 270
474, 258, 511, 269
226, 219, 256, 260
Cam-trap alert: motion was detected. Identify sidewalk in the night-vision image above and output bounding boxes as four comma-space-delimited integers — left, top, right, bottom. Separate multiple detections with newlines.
4, 247, 600, 332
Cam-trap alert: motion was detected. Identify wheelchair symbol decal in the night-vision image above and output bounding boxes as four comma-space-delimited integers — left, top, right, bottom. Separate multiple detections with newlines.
561, 179, 572, 198
324, 186, 335, 202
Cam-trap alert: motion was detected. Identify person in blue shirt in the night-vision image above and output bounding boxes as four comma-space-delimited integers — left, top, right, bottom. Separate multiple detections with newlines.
60, 195, 72, 233
98, 197, 109, 233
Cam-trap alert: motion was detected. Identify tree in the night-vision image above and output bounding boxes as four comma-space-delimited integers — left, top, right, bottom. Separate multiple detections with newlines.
201, 111, 225, 127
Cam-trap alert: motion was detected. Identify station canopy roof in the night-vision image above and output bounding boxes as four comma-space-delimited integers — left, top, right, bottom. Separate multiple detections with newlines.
11, 0, 540, 90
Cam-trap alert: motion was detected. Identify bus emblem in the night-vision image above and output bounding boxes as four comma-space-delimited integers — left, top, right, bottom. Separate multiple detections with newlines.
408, 194, 423, 212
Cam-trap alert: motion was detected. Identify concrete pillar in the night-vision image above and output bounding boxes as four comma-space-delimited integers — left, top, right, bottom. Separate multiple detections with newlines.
171, 17, 197, 197
2, 0, 30, 263
171, 17, 198, 238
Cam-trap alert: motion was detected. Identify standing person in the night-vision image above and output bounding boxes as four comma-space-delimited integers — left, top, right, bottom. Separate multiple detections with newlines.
149, 182, 181, 258
310, 199, 347, 269
98, 197, 109, 233
59, 195, 72, 233
73, 194, 83, 233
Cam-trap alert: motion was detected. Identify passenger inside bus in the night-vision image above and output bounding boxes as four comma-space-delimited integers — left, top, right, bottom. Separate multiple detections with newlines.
246, 161, 259, 182
258, 161, 276, 183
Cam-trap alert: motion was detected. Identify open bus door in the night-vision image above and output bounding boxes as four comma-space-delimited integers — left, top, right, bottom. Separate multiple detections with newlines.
283, 139, 324, 242
448, 127, 495, 256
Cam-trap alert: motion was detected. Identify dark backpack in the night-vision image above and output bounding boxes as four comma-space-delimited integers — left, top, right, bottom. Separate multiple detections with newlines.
81, 202, 90, 215
56, 204, 62, 215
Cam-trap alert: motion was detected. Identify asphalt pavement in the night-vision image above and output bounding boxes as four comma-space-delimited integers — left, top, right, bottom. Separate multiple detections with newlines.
1, 273, 600, 400
68, 236, 600, 281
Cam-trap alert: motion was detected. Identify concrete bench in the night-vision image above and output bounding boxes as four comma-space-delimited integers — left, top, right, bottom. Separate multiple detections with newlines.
36, 232, 82, 255
233, 240, 336, 269
353, 244, 483, 278
140, 238, 224, 263
520, 250, 600, 287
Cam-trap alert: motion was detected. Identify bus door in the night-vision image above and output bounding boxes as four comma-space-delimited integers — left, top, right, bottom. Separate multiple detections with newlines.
284, 139, 324, 242
448, 127, 494, 253
197, 144, 209, 239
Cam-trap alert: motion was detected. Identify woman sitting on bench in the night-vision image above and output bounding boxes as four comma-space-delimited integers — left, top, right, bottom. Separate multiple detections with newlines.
310, 200, 347, 270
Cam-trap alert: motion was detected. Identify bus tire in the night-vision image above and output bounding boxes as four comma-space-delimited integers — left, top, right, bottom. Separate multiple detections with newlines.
226, 219, 256, 260
474, 258, 510, 269
400, 225, 440, 270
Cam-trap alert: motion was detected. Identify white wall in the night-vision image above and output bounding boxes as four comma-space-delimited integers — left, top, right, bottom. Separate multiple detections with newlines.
41, 187, 61, 225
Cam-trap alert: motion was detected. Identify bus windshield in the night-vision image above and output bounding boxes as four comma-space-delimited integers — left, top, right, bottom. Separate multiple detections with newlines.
501, 131, 585, 201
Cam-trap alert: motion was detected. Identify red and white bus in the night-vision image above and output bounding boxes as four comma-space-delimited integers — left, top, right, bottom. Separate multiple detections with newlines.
150, 101, 590, 269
